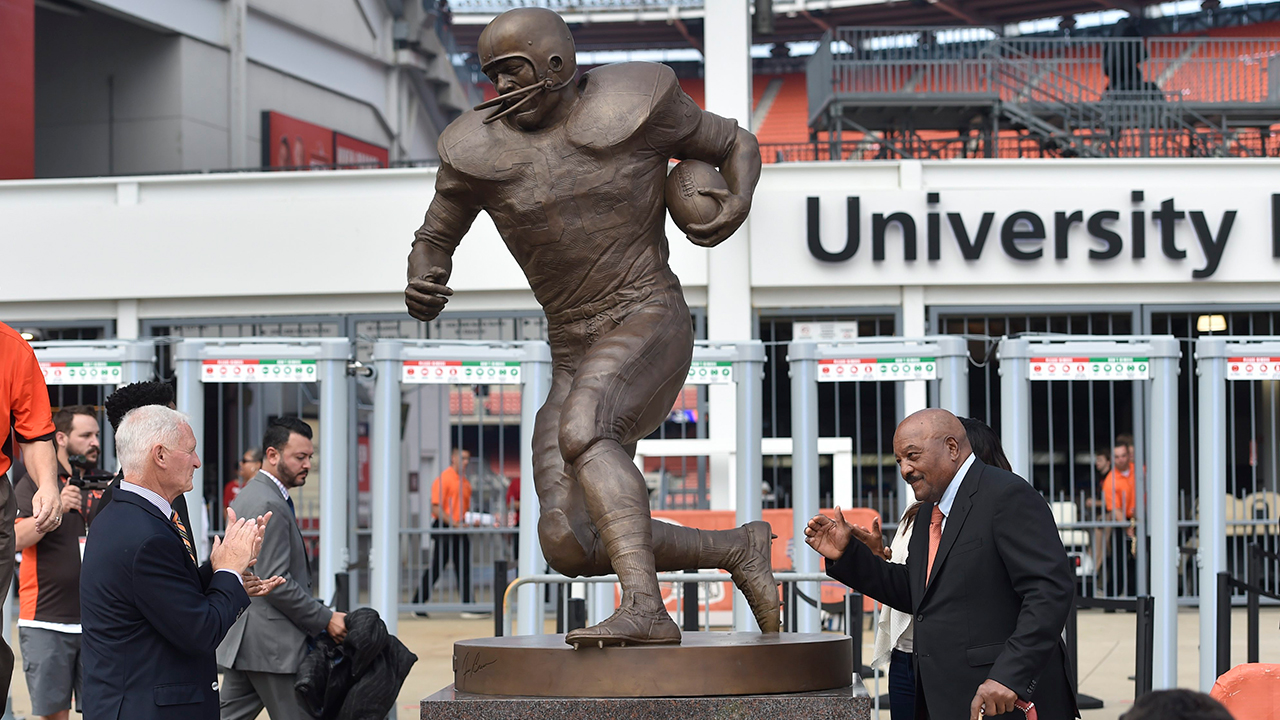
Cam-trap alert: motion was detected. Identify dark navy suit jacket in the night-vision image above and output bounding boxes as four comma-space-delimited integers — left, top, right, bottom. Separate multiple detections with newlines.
827, 458, 1079, 720
81, 488, 249, 720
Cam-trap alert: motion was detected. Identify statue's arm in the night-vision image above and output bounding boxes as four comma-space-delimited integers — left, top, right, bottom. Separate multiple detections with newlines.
673, 117, 761, 247
406, 161, 481, 322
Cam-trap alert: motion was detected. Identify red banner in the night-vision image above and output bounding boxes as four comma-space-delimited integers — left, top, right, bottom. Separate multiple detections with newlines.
262, 111, 334, 169
335, 132, 388, 168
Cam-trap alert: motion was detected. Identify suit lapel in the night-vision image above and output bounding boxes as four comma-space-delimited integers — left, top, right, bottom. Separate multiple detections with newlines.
252, 472, 307, 560
908, 504, 932, 610
114, 489, 197, 570
920, 458, 986, 603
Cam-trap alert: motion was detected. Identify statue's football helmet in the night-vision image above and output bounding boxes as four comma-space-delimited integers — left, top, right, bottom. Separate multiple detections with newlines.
473, 8, 577, 124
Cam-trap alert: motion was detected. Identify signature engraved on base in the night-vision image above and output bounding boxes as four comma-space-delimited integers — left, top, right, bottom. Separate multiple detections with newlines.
461, 651, 497, 679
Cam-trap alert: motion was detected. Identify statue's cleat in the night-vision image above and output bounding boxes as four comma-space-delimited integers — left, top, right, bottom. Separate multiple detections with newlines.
726, 520, 782, 633
563, 606, 682, 647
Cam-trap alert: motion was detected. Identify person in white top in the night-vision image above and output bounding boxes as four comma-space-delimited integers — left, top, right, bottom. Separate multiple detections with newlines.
848, 416, 1012, 720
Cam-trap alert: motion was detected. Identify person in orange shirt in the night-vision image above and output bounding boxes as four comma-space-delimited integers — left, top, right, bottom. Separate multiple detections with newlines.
1094, 439, 1137, 588
415, 448, 476, 615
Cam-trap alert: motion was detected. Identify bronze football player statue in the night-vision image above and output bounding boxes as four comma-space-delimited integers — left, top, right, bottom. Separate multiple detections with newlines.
405, 7, 778, 647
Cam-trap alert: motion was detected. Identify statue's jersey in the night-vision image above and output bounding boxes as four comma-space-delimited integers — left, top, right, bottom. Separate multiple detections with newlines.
414, 62, 738, 316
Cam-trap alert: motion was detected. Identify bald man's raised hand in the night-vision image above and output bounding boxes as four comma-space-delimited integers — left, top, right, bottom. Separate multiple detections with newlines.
804, 507, 853, 561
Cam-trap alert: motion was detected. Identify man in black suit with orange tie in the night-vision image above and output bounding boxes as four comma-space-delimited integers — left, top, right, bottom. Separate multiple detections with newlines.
806, 409, 1078, 720
80, 405, 283, 720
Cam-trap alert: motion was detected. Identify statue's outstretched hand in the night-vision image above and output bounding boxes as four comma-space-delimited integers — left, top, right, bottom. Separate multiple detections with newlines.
406, 270, 454, 322
685, 188, 750, 248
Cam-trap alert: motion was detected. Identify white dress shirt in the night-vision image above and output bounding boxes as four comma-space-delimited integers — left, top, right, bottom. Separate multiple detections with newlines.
119, 481, 242, 585
259, 469, 291, 501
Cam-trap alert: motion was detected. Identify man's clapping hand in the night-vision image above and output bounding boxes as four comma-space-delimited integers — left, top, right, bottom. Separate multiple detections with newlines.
242, 571, 285, 597
211, 508, 270, 575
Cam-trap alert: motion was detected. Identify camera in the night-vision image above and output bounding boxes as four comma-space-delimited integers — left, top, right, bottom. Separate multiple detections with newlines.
67, 454, 115, 492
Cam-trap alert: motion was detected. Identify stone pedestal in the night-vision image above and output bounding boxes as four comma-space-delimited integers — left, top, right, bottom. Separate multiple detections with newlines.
421, 683, 872, 719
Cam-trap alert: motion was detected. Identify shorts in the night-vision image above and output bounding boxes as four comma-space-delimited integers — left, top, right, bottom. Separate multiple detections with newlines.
18, 626, 81, 716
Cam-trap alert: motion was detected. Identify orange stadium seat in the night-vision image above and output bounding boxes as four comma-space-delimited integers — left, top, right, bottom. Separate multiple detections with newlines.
755, 74, 811, 145
1211, 663, 1280, 718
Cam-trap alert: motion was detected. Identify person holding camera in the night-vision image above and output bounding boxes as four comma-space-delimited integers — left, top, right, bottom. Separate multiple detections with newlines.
14, 405, 100, 720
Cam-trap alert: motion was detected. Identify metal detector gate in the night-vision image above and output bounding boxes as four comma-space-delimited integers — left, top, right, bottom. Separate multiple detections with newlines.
370, 340, 550, 637
999, 335, 1180, 689
174, 338, 351, 605
1195, 336, 1280, 690
31, 339, 157, 470
788, 336, 970, 632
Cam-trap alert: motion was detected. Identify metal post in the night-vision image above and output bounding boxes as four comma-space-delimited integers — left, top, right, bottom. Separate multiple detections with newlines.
936, 336, 969, 418
516, 344, 551, 635
370, 341, 403, 638
1216, 572, 1231, 678
1197, 339, 1228, 692
683, 569, 699, 632
317, 339, 350, 607
1135, 595, 1154, 699
788, 340, 821, 633
1248, 546, 1260, 664
734, 341, 765, 631
494, 559, 508, 637
121, 339, 155, 384
173, 340, 207, 560
1148, 341, 1179, 690
997, 339, 1032, 481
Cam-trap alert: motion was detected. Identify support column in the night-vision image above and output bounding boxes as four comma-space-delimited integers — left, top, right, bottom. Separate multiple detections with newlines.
225, 0, 248, 168
317, 340, 350, 608
998, 339, 1032, 482
174, 341, 207, 560
704, 0, 753, 512
1149, 339, 1180, 690
116, 300, 140, 340
371, 341, 402, 636
788, 341, 821, 633
733, 341, 765, 631
516, 344, 551, 635
900, 287, 927, 509
1197, 339, 1228, 691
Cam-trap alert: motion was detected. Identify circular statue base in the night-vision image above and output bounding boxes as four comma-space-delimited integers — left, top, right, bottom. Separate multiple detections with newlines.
451, 632, 852, 698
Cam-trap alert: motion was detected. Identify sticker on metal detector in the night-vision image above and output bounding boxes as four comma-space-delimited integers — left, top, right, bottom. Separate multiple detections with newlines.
817, 357, 937, 382
401, 360, 522, 384
685, 361, 733, 384
201, 358, 317, 383
1028, 357, 1150, 381
1226, 357, 1280, 381
40, 362, 124, 386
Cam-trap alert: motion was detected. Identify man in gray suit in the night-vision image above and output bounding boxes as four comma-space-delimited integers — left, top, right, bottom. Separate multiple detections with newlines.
218, 417, 347, 720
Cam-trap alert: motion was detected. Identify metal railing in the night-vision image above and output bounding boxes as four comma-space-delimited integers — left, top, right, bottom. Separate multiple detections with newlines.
807, 27, 1280, 159
1216, 544, 1280, 675
814, 28, 1280, 107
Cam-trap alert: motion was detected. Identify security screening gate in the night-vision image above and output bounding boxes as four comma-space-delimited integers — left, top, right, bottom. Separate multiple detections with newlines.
788, 336, 970, 633
174, 338, 351, 607
999, 335, 1180, 689
32, 339, 158, 470
369, 340, 551, 637
1196, 336, 1280, 691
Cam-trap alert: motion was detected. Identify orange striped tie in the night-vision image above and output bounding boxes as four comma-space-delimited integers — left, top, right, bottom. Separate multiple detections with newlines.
172, 511, 197, 565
